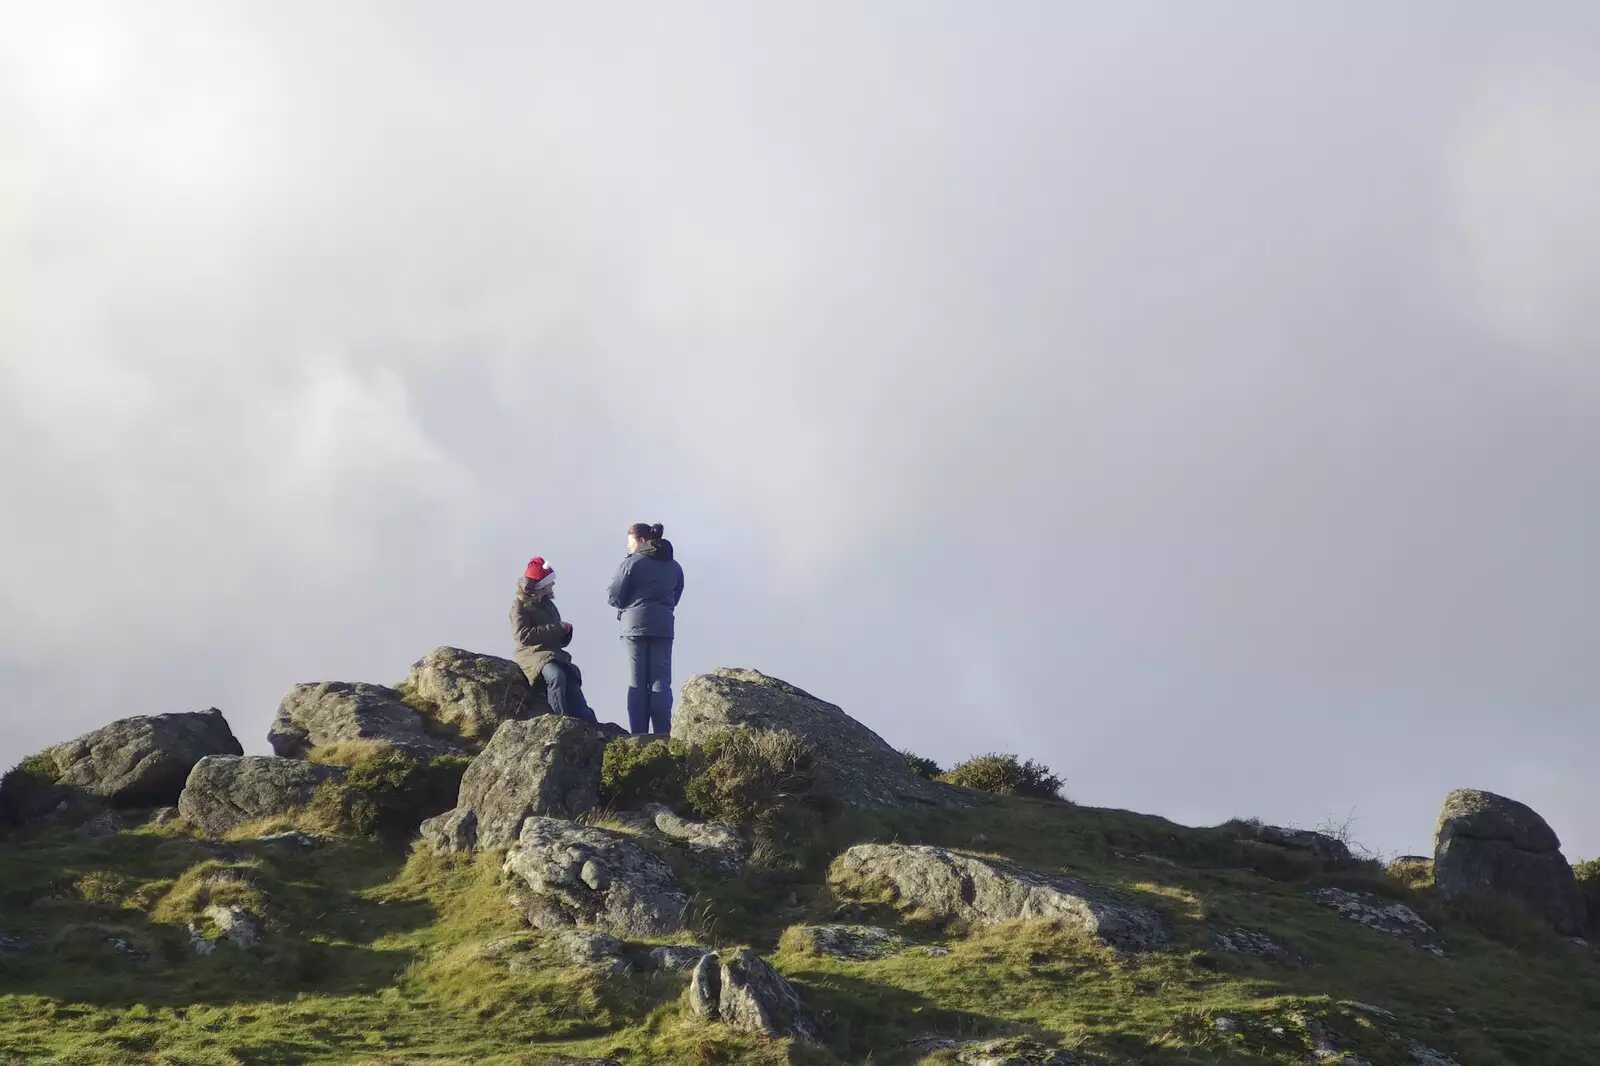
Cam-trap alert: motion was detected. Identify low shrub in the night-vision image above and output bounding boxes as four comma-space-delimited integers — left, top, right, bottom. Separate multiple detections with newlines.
0, 753, 62, 827
152, 860, 271, 927
684, 726, 832, 828
902, 751, 943, 780
600, 736, 687, 810
1576, 858, 1600, 936
1387, 856, 1435, 892
940, 753, 1065, 801
309, 748, 469, 841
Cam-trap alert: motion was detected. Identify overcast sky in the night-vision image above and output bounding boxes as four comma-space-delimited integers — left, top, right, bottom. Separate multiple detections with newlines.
3, 2, 1598, 860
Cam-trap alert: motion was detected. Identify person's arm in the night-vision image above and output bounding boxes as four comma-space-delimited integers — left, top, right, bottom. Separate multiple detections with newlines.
515, 602, 569, 648
672, 562, 685, 607
607, 557, 633, 611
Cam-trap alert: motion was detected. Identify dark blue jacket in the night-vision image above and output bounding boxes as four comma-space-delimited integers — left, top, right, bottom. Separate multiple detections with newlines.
608, 540, 685, 639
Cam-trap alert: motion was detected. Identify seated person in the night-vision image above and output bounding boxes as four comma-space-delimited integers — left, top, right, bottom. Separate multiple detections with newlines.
510, 557, 595, 723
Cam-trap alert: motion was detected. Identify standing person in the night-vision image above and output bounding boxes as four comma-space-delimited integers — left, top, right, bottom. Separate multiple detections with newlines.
511, 557, 597, 724
608, 523, 684, 735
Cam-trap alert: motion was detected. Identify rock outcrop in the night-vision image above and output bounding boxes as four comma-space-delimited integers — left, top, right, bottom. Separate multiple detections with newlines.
612, 804, 748, 872
831, 844, 1166, 951
421, 717, 606, 852
177, 755, 348, 837
502, 816, 690, 938
40, 709, 243, 809
689, 948, 818, 1043
400, 647, 546, 746
672, 668, 951, 809
792, 924, 908, 959
1433, 788, 1585, 935
267, 682, 463, 760
1236, 822, 1356, 870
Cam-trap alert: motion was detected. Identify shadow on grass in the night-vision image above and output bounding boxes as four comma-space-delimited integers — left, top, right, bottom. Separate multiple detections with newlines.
0, 825, 436, 1011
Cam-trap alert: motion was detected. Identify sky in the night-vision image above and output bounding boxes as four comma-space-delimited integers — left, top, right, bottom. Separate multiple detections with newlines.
3, 2, 1598, 861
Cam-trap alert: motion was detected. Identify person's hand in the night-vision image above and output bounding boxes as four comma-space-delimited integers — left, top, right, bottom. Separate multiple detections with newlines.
562, 622, 573, 635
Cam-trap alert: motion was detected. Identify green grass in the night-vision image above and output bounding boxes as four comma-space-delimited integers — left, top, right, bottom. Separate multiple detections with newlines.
2, 793, 1597, 1064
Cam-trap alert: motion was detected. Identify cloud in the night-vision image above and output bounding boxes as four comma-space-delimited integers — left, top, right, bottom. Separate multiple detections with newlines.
3, 3, 1600, 862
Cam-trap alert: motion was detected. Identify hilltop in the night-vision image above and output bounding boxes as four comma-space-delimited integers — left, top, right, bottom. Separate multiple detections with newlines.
1, 649, 1597, 1065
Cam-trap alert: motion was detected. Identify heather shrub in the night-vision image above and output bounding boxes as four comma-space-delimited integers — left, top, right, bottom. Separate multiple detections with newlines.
940, 753, 1064, 801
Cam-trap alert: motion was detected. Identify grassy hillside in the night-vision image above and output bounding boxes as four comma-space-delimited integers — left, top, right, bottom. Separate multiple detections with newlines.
2, 785, 1597, 1066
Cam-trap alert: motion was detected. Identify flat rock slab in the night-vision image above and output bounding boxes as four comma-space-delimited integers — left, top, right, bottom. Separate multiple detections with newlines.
401, 646, 546, 747
1309, 888, 1445, 956
794, 924, 909, 960
46, 709, 243, 808
178, 755, 347, 837
502, 816, 690, 939
689, 948, 819, 1043
672, 668, 956, 809
649, 945, 711, 972
832, 843, 1167, 951
422, 716, 606, 853
907, 1037, 1101, 1066
268, 681, 462, 760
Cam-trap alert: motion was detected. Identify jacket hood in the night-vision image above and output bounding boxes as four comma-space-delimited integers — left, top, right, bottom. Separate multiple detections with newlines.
637, 539, 675, 562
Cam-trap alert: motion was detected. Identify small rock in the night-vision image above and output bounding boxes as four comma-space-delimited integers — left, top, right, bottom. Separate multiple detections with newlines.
1209, 926, 1290, 960
78, 810, 127, 838
907, 1036, 965, 1052
649, 945, 710, 972
1309, 888, 1445, 956
958, 1037, 1093, 1066
479, 935, 535, 960
0, 935, 29, 956
204, 904, 262, 947
689, 948, 819, 1043
793, 924, 908, 960
149, 807, 181, 826
906, 944, 951, 958
252, 831, 325, 850
106, 936, 149, 962
554, 928, 628, 972
832, 843, 1167, 951
643, 804, 749, 871
1347, 1001, 1394, 1019
1297, 1016, 1370, 1065
1213, 1017, 1239, 1034
1407, 1043, 1463, 1066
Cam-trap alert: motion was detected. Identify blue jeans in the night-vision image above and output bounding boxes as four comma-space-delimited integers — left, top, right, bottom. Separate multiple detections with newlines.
624, 637, 673, 735
540, 661, 596, 724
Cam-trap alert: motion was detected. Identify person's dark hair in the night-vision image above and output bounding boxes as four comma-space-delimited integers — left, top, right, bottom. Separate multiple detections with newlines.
628, 522, 665, 542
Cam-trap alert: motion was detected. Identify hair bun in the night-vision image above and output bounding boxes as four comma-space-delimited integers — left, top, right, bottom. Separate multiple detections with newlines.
650, 523, 665, 538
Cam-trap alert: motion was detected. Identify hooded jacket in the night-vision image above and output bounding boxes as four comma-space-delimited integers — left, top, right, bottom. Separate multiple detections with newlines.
510, 577, 575, 682
607, 539, 685, 639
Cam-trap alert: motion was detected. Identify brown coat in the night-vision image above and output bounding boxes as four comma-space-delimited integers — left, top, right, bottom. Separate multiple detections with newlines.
510, 579, 573, 684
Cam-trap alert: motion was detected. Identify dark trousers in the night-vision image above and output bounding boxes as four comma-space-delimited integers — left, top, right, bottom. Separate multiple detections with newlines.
540, 661, 596, 724
624, 636, 673, 735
